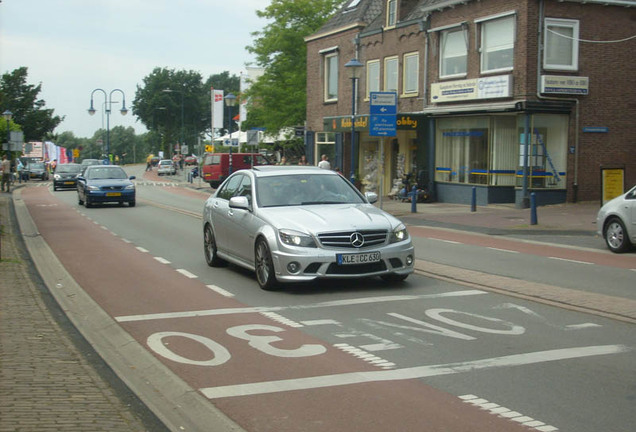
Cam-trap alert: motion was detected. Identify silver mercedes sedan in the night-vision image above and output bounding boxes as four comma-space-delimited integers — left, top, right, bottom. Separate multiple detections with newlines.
203, 165, 415, 290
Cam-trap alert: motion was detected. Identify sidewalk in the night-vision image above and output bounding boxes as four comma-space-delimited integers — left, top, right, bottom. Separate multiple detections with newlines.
0, 189, 165, 432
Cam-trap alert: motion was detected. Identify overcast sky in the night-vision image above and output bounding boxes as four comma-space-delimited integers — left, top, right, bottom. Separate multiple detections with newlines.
0, 0, 266, 138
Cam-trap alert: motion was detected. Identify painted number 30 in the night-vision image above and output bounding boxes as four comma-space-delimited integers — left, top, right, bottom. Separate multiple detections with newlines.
147, 324, 327, 366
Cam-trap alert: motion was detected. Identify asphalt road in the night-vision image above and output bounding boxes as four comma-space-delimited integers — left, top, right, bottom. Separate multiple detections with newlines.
16, 176, 636, 432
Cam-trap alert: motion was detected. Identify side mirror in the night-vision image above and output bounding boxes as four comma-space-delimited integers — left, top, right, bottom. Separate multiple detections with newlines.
229, 196, 251, 210
365, 191, 378, 204
129, 175, 136, 180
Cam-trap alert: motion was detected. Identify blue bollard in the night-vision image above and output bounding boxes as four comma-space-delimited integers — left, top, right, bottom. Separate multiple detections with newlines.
411, 185, 417, 213
471, 186, 476, 212
530, 192, 538, 225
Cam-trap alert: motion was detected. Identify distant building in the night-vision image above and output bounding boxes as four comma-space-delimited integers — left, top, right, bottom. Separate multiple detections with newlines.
305, 0, 636, 205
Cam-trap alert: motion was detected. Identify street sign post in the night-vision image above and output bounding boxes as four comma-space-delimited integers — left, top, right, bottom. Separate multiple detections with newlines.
369, 92, 397, 137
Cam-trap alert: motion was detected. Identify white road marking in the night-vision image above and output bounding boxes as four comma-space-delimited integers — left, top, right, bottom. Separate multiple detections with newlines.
206, 284, 234, 297
260, 312, 303, 328
548, 256, 593, 265
332, 343, 396, 369
565, 323, 601, 330
115, 289, 487, 322
136, 246, 149, 253
487, 247, 519, 253
300, 319, 341, 326
154, 257, 171, 264
200, 345, 629, 399
461, 394, 559, 431
176, 269, 198, 279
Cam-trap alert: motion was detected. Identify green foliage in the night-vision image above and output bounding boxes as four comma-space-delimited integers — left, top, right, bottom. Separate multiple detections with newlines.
243, 0, 342, 134
0, 67, 63, 141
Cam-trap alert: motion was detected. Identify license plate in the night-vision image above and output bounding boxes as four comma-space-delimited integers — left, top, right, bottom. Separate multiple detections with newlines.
337, 251, 381, 265
106, 192, 121, 197
64, 181, 74, 185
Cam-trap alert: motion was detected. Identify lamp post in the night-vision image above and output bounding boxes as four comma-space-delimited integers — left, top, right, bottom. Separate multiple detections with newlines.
3, 110, 12, 161
162, 87, 185, 153
345, 58, 364, 185
224, 93, 237, 174
88, 89, 128, 163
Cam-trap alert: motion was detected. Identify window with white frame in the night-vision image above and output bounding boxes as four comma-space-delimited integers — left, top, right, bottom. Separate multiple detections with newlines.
366, 60, 380, 98
324, 52, 338, 101
480, 15, 515, 73
386, 0, 397, 28
440, 27, 467, 77
403, 52, 419, 94
384, 56, 398, 92
544, 18, 579, 71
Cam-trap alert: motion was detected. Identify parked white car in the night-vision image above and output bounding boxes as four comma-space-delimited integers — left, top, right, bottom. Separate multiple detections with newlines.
596, 184, 636, 253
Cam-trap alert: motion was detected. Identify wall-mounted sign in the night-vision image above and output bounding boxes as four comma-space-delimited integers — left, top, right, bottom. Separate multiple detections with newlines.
431, 75, 512, 103
541, 75, 589, 95
583, 126, 609, 133
601, 166, 624, 206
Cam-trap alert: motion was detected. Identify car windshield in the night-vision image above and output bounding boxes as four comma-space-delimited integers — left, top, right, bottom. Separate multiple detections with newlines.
160, 161, 172, 166
256, 174, 365, 208
56, 165, 81, 173
86, 167, 127, 180
29, 163, 45, 170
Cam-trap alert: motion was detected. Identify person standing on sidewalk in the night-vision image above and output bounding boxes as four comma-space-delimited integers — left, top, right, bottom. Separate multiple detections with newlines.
1, 154, 12, 192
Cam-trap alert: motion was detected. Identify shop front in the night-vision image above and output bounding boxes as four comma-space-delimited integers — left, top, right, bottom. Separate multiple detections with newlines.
321, 114, 426, 196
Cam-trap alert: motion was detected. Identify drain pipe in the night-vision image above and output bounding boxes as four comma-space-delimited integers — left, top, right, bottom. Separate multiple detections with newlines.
536, 0, 580, 202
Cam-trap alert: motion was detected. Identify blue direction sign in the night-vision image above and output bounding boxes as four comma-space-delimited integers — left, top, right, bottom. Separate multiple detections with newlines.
369, 91, 397, 136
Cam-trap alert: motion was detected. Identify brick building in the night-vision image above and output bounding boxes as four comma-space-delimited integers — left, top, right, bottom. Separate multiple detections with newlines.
305, 0, 636, 206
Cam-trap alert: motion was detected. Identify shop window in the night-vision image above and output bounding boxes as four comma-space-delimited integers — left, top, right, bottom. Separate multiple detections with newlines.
367, 60, 380, 98
440, 27, 467, 78
544, 18, 579, 71
479, 14, 515, 73
403, 52, 419, 95
384, 56, 399, 92
324, 53, 338, 102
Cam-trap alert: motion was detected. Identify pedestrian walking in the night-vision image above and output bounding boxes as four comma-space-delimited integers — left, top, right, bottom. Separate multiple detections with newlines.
1, 154, 12, 193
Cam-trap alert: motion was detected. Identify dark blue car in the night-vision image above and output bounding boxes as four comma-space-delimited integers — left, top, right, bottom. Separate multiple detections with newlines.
77, 165, 136, 208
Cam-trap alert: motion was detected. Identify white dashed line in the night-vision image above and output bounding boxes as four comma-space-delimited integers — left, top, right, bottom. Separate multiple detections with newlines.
548, 256, 593, 265
487, 247, 519, 253
459, 394, 559, 431
300, 319, 341, 326
260, 311, 303, 328
136, 246, 149, 253
206, 284, 234, 297
154, 257, 171, 264
176, 269, 198, 279
333, 343, 396, 369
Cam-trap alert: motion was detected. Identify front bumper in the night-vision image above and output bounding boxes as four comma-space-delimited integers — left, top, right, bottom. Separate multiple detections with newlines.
86, 190, 135, 203
270, 241, 415, 282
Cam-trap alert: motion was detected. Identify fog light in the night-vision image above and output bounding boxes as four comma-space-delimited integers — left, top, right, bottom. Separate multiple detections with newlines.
287, 262, 301, 273
406, 255, 414, 266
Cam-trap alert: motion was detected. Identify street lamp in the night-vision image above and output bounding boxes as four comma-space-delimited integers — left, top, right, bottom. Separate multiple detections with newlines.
345, 58, 364, 185
88, 89, 128, 162
224, 93, 237, 174
3, 110, 12, 161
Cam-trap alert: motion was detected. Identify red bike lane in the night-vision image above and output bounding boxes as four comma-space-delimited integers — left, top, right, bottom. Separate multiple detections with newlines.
20, 186, 537, 432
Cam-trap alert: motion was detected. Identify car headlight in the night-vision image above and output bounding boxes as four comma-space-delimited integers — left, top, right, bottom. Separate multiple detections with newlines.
279, 229, 317, 248
53, 174, 61, 180
86, 185, 100, 191
125, 184, 135, 190
390, 223, 409, 243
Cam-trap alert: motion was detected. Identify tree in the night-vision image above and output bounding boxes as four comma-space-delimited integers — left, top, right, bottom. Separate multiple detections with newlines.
0, 67, 63, 141
243, 0, 341, 135
133, 68, 209, 156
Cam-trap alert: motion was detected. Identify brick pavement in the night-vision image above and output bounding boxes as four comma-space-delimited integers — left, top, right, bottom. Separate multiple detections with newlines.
0, 192, 164, 432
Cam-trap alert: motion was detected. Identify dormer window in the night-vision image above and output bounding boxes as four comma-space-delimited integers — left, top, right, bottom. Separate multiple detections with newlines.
386, 0, 397, 28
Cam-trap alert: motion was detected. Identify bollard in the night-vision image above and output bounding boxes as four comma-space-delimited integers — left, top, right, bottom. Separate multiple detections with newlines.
530, 192, 538, 225
411, 185, 417, 213
471, 186, 476, 212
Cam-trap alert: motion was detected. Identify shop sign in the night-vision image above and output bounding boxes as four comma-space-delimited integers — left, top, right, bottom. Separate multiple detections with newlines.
541, 75, 589, 95
396, 116, 418, 129
431, 75, 512, 103
324, 116, 369, 132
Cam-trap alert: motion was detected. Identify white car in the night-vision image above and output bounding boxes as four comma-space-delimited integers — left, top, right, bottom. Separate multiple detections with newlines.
202, 166, 415, 290
596, 184, 636, 253
157, 159, 176, 176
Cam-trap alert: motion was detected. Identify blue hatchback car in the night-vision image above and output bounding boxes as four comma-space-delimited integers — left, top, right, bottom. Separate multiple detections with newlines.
77, 165, 136, 208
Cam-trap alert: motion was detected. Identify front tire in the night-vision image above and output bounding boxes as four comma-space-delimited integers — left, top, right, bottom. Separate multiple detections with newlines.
255, 238, 278, 291
604, 217, 632, 253
204, 225, 225, 266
